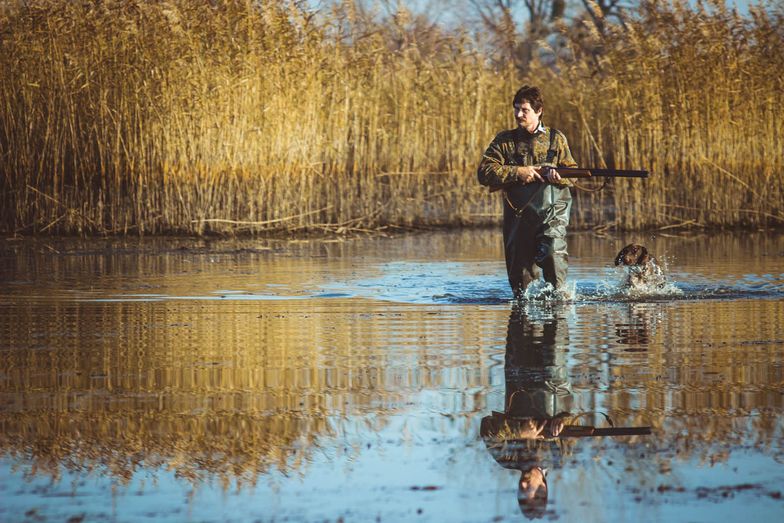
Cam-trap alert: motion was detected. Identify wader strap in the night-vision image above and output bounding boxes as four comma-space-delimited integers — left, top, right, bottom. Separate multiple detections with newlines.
546, 128, 558, 164
504, 127, 558, 216
503, 185, 545, 217
504, 126, 558, 215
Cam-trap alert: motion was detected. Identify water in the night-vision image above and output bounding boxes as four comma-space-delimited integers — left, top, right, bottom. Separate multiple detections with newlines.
1, 230, 783, 522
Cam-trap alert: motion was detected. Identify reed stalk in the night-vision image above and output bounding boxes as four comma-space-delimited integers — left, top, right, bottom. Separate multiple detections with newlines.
0, 0, 781, 234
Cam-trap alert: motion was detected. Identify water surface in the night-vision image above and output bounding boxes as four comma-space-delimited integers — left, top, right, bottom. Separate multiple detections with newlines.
1, 230, 783, 522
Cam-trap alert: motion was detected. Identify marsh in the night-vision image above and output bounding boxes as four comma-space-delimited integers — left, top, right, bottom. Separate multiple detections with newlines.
1, 230, 783, 522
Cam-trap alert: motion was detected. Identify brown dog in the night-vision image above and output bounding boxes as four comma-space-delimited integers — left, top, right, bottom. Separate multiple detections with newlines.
614, 244, 663, 289
615, 244, 652, 267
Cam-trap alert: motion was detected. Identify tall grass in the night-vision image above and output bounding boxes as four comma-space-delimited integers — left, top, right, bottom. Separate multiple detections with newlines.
0, 0, 782, 235
533, 0, 784, 229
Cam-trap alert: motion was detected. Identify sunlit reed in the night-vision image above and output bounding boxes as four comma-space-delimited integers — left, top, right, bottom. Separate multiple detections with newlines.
535, 0, 784, 229
0, 1, 781, 234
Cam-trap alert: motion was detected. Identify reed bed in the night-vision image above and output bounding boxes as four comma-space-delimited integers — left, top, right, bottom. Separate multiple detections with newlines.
538, 0, 784, 229
0, 0, 781, 235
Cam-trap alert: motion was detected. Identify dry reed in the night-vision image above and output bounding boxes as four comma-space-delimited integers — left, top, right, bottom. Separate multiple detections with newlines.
0, 0, 781, 234
534, 0, 784, 229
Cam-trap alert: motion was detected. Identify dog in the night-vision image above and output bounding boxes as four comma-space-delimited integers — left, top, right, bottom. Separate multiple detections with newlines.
614, 244, 664, 289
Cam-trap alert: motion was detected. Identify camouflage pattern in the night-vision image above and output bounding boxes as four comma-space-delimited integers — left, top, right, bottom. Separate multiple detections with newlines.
480, 309, 571, 472
477, 125, 576, 188
477, 125, 578, 294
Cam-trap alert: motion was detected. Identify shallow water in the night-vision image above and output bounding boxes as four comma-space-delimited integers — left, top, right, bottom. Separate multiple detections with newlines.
1, 230, 783, 522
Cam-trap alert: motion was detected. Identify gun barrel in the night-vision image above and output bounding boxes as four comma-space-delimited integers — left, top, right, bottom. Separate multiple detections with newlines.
487, 167, 649, 193
559, 426, 652, 438
555, 167, 649, 178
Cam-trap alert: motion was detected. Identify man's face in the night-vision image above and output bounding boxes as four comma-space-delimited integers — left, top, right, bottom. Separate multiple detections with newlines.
518, 467, 548, 518
514, 101, 542, 132
519, 467, 547, 500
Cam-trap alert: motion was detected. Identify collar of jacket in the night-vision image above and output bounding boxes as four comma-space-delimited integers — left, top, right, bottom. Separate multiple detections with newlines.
517, 122, 546, 137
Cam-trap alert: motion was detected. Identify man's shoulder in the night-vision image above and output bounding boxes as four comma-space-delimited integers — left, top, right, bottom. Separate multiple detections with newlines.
543, 126, 570, 144
492, 128, 519, 142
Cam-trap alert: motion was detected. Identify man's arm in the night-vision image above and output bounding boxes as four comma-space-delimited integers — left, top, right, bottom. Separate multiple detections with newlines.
478, 137, 545, 188
556, 131, 578, 169
543, 131, 578, 184
477, 135, 521, 188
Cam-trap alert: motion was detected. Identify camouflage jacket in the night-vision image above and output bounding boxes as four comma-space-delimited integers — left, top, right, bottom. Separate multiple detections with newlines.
477, 125, 577, 188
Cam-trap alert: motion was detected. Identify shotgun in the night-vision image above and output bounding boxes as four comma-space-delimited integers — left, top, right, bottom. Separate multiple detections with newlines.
558, 425, 652, 438
481, 414, 652, 441
489, 166, 649, 193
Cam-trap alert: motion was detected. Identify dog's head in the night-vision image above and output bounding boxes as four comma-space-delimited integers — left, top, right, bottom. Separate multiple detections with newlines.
615, 244, 651, 266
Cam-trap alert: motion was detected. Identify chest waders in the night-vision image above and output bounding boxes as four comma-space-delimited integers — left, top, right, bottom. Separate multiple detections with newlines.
503, 128, 572, 295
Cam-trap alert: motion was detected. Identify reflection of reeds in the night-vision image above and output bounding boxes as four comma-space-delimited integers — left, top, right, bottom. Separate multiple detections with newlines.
0, 2, 780, 234
1, 412, 331, 486
0, 297, 493, 484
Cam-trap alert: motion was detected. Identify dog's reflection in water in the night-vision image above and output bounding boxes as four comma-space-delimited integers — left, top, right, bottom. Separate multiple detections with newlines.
614, 244, 665, 290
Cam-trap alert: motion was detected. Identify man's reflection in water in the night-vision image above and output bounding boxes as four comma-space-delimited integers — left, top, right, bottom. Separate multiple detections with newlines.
481, 304, 572, 519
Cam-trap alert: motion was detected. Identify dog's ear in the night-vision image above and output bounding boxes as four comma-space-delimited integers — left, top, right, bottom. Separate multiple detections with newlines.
615, 244, 636, 266
615, 245, 631, 266
635, 246, 650, 265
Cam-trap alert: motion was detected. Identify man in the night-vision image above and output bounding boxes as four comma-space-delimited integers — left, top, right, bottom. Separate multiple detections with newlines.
480, 306, 572, 519
478, 85, 577, 298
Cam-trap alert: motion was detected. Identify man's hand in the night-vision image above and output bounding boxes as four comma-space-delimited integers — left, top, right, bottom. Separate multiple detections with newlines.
516, 418, 565, 439
543, 167, 562, 184
517, 419, 547, 439
516, 166, 544, 184
548, 418, 565, 438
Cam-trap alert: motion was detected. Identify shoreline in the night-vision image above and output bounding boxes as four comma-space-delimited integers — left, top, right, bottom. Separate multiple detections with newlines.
4, 221, 783, 243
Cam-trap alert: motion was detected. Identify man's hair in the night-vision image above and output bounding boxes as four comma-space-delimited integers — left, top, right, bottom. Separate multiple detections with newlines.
513, 85, 544, 115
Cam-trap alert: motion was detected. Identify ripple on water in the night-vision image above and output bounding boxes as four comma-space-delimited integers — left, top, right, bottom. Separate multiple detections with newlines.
338, 261, 780, 305
1, 232, 784, 522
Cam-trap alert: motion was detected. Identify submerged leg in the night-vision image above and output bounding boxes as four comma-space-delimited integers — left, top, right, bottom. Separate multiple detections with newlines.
535, 187, 572, 290
503, 205, 541, 296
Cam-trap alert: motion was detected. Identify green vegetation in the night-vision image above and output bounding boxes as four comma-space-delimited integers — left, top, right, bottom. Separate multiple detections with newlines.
1, 0, 782, 235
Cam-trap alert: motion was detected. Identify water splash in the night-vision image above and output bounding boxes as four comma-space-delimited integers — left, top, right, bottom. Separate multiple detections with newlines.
589, 263, 683, 301
513, 261, 681, 304
55, 259, 782, 306
517, 280, 577, 303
